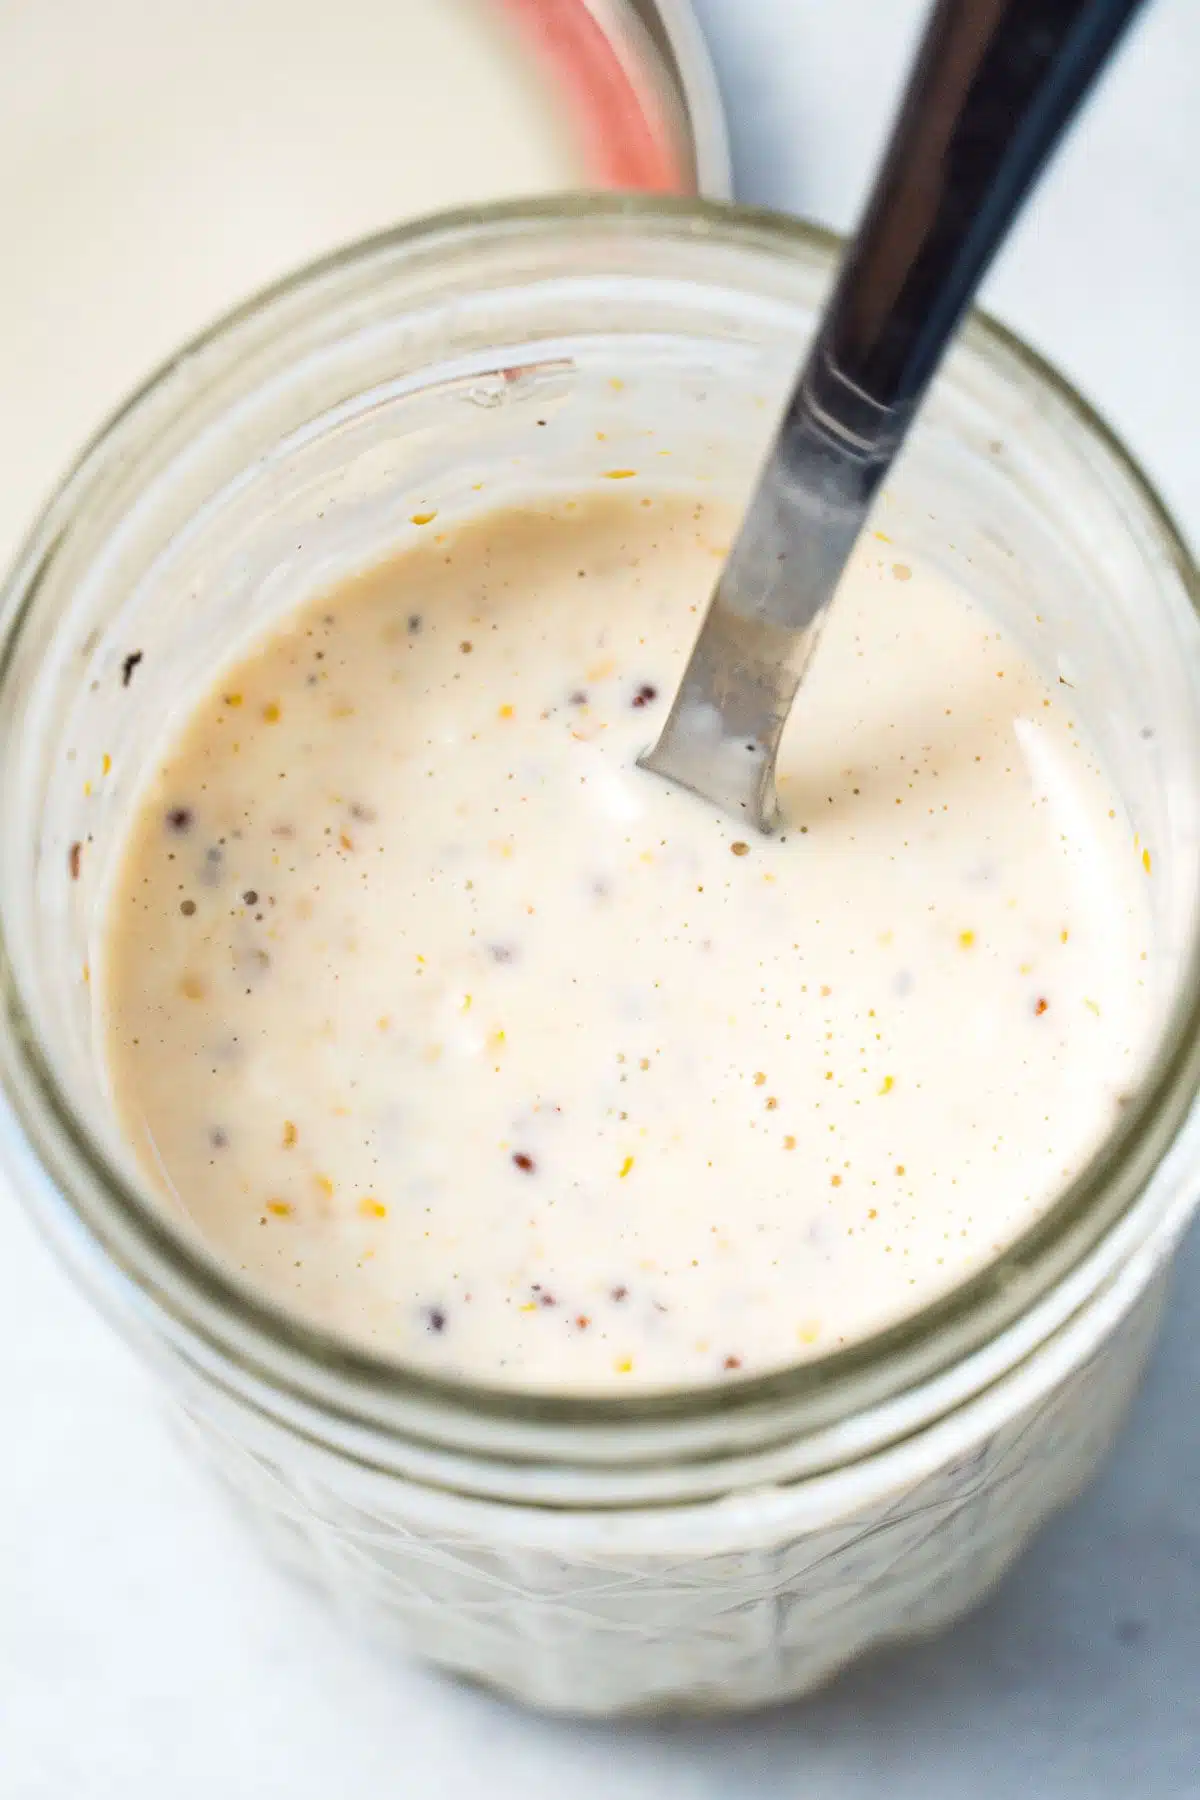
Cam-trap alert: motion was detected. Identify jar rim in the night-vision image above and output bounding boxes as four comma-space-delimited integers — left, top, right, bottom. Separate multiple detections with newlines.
2, 194, 1198, 1450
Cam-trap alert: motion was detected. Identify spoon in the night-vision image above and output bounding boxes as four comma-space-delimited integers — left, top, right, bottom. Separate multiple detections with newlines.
640, 0, 1149, 830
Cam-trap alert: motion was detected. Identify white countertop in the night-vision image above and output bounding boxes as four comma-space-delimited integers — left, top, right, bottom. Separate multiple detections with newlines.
2, 2, 1198, 1795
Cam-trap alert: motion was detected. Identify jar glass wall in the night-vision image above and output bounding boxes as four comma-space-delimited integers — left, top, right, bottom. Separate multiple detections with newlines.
1, 200, 1197, 1713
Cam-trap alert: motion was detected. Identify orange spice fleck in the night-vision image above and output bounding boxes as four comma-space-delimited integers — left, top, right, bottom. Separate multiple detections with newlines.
224, 693, 243, 708
101, 753, 112, 776
498, 704, 515, 720
358, 1197, 387, 1219
266, 1200, 293, 1218
783, 1135, 797, 1150
730, 840, 750, 857
1143, 847, 1152, 874
1035, 996, 1049, 1016
262, 702, 281, 724
753, 1071, 767, 1086
958, 930, 976, 949
603, 469, 637, 480
619, 1155, 635, 1179
282, 1121, 298, 1149
410, 510, 437, 526
614, 1355, 634, 1374
892, 563, 912, 581
895, 1163, 906, 1176
315, 1174, 335, 1199
831, 1174, 843, 1187
179, 974, 206, 1001
878, 1075, 895, 1095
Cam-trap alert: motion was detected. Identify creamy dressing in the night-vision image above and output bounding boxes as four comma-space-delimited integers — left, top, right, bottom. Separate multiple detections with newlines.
98, 490, 1153, 1389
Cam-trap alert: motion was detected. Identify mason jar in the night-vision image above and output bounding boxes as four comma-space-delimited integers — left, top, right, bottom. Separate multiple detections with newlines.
1, 199, 1197, 1717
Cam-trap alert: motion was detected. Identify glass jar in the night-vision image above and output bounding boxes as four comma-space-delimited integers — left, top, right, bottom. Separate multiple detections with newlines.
1, 199, 1198, 1717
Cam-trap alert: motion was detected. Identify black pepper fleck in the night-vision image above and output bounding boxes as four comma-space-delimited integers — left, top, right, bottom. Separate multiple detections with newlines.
632, 683, 658, 709
68, 842, 82, 880
121, 650, 143, 688
512, 1151, 536, 1173
166, 807, 194, 833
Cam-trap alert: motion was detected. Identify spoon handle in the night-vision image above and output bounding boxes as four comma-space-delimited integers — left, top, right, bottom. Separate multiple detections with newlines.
641, 0, 1149, 829
803, 0, 1148, 448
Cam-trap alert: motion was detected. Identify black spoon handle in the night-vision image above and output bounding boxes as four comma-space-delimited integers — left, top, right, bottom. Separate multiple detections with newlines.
801, 0, 1149, 461
642, 0, 1151, 829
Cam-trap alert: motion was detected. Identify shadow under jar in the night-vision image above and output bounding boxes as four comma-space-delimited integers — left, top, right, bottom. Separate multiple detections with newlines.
1, 199, 1199, 1716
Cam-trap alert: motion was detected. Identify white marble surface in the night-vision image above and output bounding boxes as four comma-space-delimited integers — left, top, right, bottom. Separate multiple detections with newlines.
2, 2, 1198, 1795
